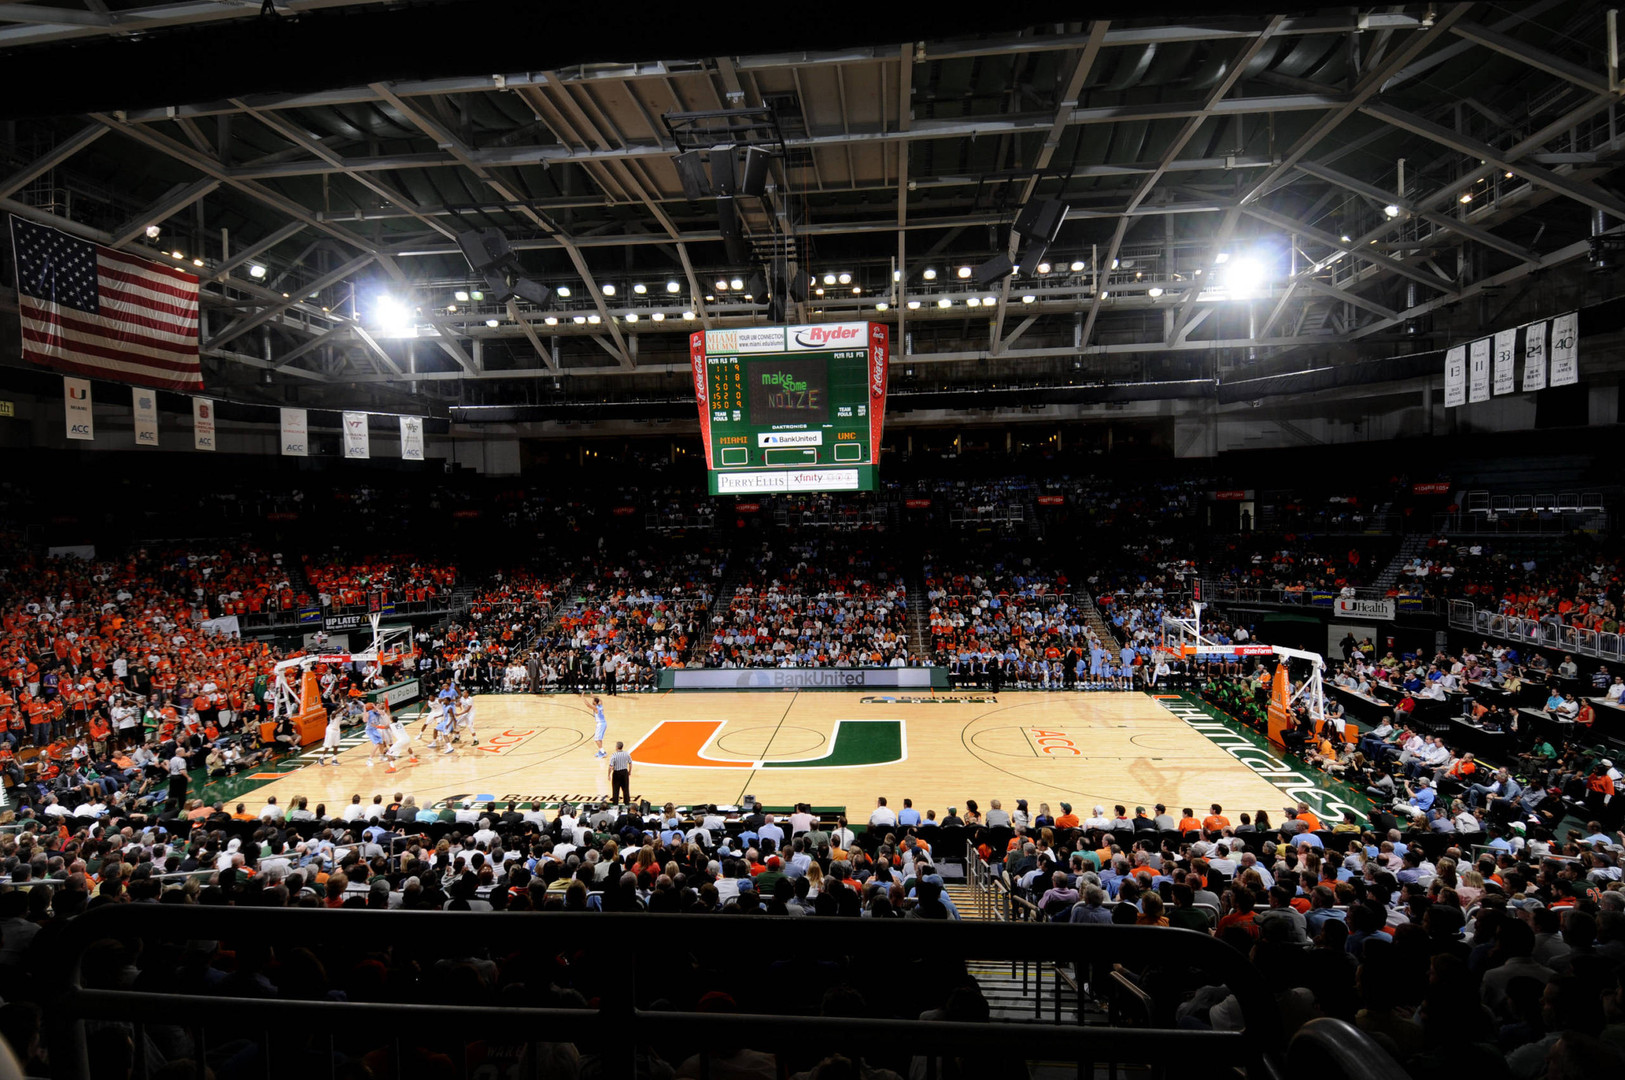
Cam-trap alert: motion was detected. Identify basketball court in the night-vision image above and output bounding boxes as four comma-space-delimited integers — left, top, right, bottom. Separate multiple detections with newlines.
228, 690, 1296, 817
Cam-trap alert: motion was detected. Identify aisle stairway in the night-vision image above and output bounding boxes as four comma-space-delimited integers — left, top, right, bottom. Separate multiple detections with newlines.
1372, 534, 1430, 591
906, 577, 930, 660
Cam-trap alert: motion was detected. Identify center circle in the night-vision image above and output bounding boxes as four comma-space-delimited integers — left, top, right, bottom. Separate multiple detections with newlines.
715, 725, 827, 758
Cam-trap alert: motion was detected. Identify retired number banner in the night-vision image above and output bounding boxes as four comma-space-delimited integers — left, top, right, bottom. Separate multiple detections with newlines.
1522, 320, 1547, 392
1492, 328, 1516, 396
1442, 345, 1466, 408
1467, 337, 1490, 403
1548, 311, 1578, 387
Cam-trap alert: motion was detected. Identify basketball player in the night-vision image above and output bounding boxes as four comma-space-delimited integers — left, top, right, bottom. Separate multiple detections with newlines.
455, 688, 478, 747
592, 696, 607, 758
384, 714, 418, 774
364, 702, 389, 766
316, 706, 343, 766
427, 699, 456, 754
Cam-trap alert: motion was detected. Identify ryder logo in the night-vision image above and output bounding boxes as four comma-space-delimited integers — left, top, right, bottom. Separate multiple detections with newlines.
791, 324, 861, 348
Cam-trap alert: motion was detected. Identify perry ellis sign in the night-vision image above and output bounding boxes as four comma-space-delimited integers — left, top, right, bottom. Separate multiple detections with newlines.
1334, 597, 1396, 620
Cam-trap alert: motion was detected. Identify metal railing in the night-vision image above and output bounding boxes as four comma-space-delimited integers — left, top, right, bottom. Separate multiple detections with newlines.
1448, 599, 1623, 662
1198, 581, 1438, 615
49, 905, 1284, 1080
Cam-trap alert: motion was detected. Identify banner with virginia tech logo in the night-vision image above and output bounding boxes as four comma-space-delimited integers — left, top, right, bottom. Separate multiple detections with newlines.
280, 407, 308, 456
132, 386, 158, 446
63, 376, 93, 440
342, 411, 370, 459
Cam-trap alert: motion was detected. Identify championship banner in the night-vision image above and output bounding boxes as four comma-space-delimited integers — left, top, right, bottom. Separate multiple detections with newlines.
1522, 320, 1547, 392
342, 411, 370, 459
132, 386, 158, 446
399, 415, 424, 461
280, 407, 308, 456
192, 397, 216, 451
1467, 337, 1490, 403
1492, 328, 1517, 396
1548, 311, 1578, 387
1442, 345, 1466, 408
63, 376, 93, 440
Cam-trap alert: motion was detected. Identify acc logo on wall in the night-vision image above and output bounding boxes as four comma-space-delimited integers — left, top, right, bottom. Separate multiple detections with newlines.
629, 719, 906, 769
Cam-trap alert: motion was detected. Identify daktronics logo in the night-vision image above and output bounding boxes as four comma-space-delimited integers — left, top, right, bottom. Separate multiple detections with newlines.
791, 324, 861, 348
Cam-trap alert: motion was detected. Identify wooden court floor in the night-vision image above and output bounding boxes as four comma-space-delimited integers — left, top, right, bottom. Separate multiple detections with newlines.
238, 691, 1291, 816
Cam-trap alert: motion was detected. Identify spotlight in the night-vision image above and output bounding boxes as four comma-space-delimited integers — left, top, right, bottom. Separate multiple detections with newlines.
716, 279, 729, 290
1339, 234, 1351, 243
446, 304, 457, 313
601, 284, 616, 296
470, 290, 484, 301
906, 300, 921, 309
633, 283, 647, 294
1458, 192, 1473, 204
852, 286, 861, 295
544, 316, 558, 325
966, 297, 981, 307
876, 302, 889, 311
938, 297, 952, 307
1504, 171, 1514, 179
837, 272, 851, 285
625, 313, 638, 322
557, 286, 572, 298
823, 274, 836, 285
923, 268, 937, 280
956, 266, 972, 279
587, 314, 601, 324
1021, 294, 1035, 304
171, 250, 184, 259
1036, 263, 1051, 274
682, 310, 696, 320
248, 264, 267, 279
454, 290, 470, 302
815, 288, 825, 297
1383, 204, 1401, 218
373, 294, 414, 337
485, 318, 500, 327
1069, 260, 1085, 272
573, 315, 587, 324
191, 258, 203, 266
892, 270, 900, 282
145, 225, 161, 239
652, 312, 665, 321
1147, 287, 1164, 298
983, 295, 996, 305
1222, 254, 1272, 300
666, 280, 681, 293
730, 277, 743, 290
1214, 252, 1230, 264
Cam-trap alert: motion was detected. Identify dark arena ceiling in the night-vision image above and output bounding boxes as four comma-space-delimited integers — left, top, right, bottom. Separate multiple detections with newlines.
0, 1, 1622, 417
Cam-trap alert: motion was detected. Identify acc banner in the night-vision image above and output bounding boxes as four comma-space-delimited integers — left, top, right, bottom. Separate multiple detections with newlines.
399, 415, 424, 460
279, 407, 308, 456
1522, 320, 1547, 392
1492, 328, 1517, 395
131, 386, 158, 446
192, 397, 215, 451
63, 376, 93, 440
1442, 344, 1466, 408
1467, 337, 1490, 403
342, 411, 370, 459
1548, 311, 1578, 387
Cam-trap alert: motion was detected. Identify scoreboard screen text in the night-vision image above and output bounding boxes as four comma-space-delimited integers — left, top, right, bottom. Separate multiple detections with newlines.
690, 322, 890, 494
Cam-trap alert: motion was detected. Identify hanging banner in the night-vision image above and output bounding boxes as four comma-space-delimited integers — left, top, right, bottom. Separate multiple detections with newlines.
1442, 344, 1466, 408
1467, 337, 1490, 403
192, 397, 216, 451
1522, 320, 1547, 392
131, 386, 158, 447
342, 411, 370, 459
400, 415, 424, 461
280, 407, 308, 456
63, 376, 93, 440
1492, 328, 1517, 396
1548, 311, 1578, 387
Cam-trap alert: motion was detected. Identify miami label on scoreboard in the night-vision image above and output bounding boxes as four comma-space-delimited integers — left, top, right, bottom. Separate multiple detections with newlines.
690, 321, 889, 494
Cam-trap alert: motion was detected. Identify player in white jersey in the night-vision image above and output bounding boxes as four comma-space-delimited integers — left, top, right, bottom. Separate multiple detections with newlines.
383, 714, 418, 774
316, 706, 343, 766
592, 696, 607, 758
455, 689, 478, 747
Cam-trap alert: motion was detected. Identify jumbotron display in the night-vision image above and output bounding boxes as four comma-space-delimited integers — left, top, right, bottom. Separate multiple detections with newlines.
690, 321, 890, 494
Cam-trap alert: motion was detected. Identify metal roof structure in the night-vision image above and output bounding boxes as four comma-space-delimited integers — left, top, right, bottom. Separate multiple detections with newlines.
0, 1, 1621, 415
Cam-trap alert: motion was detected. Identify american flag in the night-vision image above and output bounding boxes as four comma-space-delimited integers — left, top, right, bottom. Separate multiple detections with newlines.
10, 215, 203, 391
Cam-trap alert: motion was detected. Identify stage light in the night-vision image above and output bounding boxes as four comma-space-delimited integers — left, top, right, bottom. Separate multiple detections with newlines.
966, 297, 981, 307
716, 278, 729, 290
145, 225, 161, 239
633, 283, 647, 294
667, 280, 681, 293
1339, 234, 1351, 243
730, 277, 744, 290
191, 257, 204, 266
372, 294, 414, 337
837, 272, 851, 285
1036, 262, 1051, 274
815, 287, 825, 297
587, 314, 601, 324
1069, 260, 1085, 272
1021, 294, 1035, 304
876, 302, 889, 311
556, 286, 571, 298
470, 291, 484, 301
923, 268, 937, 280
823, 273, 836, 285
1458, 192, 1473, 204
171, 250, 183, 259
454, 290, 470, 302
705, 295, 715, 302
907, 300, 921, 309
485, 318, 500, 327
601, 284, 616, 296
1504, 171, 1514, 179
1214, 252, 1230, 264
892, 270, 900, 281
1148, 286, 1164, 298
938, 297, 953, 307
573, 315, 587, 324
1383, 204, 1401, 218
544, 316, 558, 325
851, 286, 861, 295
625, 312, 638, 322
652, 312, 665, 321
956, 266, 972, 279
983, 295, 996, 305
248, 264, 267, 279
1222, 254, 1271, 300
682, 310, 696, 320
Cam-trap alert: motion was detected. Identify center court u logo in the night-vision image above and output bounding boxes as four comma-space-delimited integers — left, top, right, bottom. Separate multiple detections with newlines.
629, 719, 906, 769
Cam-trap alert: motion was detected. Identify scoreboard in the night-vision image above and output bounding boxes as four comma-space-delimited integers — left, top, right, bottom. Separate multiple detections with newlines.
690, 321, 890, 494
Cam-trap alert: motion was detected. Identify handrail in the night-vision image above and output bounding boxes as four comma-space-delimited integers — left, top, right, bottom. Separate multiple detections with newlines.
48, 906, 1284, 1080
1287, 1018, 1414, 1080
